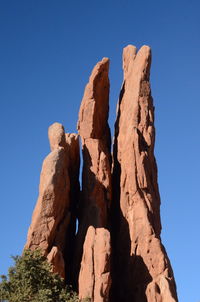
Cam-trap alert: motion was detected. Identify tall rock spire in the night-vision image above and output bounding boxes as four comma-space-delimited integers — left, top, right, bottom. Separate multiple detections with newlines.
25, 122, 80, 280
75, 58, 112, 302
111, 45, 178, 302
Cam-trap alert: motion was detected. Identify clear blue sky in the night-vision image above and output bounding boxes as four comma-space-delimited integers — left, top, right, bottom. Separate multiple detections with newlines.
0, 1, 199, 301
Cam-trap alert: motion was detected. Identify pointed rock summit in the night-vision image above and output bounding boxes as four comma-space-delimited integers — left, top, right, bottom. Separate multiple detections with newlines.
76, 57, 112, 302
111, 45, 178, 302
25, 45, 178, 302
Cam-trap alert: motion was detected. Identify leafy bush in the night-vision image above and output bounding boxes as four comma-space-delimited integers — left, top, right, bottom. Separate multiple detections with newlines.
0, 249, 78, 302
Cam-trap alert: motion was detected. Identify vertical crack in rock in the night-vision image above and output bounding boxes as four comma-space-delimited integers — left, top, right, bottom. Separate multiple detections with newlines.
65, 133, 80, 284
25, 122, 80, 281
75, 58, 112, 302
111, 45, 178, 302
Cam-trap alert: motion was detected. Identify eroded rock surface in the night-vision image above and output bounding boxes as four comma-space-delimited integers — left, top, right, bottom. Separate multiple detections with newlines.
111, 45, 178, 302
25, 46, 178, 302
25, 123, 79, 280
76, 58, 112, 302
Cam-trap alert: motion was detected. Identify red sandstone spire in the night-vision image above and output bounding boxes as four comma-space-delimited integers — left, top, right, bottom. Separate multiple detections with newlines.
76, 57, 112, 302
111, 45, 178, 302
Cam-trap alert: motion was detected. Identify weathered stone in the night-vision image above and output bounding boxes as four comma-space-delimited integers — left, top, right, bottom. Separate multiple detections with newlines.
25, 123, 80, 280
111, 45, 178, 302
47, 246, 66, 278
24, 46, 178, 302
76, 58, 112, 302
79, 227, 111, 302
77, 57, 110, 141
48, 122, 66, 151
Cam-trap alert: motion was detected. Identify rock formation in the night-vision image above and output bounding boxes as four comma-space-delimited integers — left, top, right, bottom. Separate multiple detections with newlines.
25, 45, 178, 302
111, 45, 178, 301
76, 57, 112, 302
25, 122, 80, 279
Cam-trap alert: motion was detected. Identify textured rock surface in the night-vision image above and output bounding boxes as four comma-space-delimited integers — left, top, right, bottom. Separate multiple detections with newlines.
76, 58, 112, 302
111, 45, 178, 302
25, 46, 178, 302
48, 122, 66, 151
25, 123, 79, 280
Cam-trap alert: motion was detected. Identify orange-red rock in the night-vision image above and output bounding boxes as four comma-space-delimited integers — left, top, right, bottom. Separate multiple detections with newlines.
48, 122, 66, 151
111, 45, 178, 302
24, 46, 178, 302
25, 123, 79, 280
76, 58, 112, 302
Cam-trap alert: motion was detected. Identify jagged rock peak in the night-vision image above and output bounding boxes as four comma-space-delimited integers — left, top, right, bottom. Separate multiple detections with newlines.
123, 45, 151, 78
76, 58, 112, 302
111, 45, 178, 302
77, 57, 110, 139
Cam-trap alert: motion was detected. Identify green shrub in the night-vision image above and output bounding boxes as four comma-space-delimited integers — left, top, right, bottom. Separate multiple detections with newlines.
0, 249, 78, 302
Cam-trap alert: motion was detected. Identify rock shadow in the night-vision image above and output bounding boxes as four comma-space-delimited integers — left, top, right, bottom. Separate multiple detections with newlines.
110, 211, 153, 302
110, 82, 153, 302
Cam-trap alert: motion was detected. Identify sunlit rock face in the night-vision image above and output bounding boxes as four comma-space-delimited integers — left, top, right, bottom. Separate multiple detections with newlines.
25, 123, 80, 280
111, 45, 178, 302
25, 46, 178, 302
76, 57, 112, 302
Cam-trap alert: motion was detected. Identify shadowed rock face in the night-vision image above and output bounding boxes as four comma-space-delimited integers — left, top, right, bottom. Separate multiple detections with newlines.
111, 45, 178, 302
76, 58, 112, 302
25, 46, 178, 302
25, 122, 80, 280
